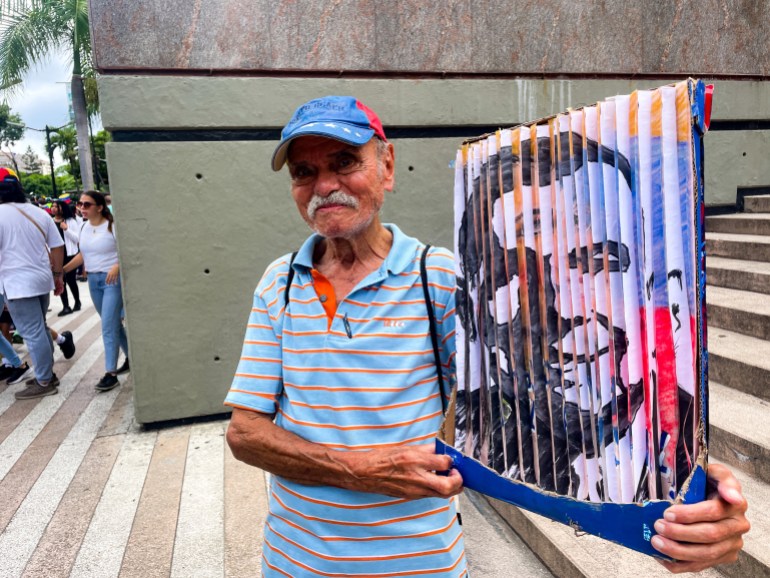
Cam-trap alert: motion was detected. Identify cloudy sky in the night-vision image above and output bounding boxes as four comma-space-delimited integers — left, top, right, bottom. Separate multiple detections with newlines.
5, 49, 101, 168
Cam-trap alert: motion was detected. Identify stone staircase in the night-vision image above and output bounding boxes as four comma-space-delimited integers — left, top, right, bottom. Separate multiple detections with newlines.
474, 194, 770, 577
701, 194, 770, 577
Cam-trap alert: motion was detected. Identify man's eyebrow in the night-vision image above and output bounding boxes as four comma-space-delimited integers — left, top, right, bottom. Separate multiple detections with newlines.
288, 144, 363, 167
327, 146, 360, 158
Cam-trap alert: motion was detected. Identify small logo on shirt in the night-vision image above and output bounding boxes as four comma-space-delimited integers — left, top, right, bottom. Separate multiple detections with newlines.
383, 320, 406, 328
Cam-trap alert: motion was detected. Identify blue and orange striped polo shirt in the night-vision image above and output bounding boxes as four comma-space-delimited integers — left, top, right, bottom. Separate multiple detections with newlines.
225, 224, 467, 577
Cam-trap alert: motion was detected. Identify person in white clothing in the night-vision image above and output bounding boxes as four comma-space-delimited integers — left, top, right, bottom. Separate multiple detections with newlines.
0, 168, 75, 399
51, 200, 82, 316
64, 191, 129, 391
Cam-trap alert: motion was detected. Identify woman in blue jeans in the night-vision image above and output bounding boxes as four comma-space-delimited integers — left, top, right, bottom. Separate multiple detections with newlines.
63, 191, 129, 391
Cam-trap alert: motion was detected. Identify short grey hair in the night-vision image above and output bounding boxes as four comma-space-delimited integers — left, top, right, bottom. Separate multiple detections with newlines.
374, 137, 389, 159
373, 137, 393, 193
374, 137, 391, 177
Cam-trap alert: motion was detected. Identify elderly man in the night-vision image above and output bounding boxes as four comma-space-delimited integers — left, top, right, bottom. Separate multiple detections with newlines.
225, 96, 748, 576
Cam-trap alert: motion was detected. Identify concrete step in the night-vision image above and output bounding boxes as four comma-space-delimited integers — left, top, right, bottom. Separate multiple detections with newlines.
707, 286, 770, 341
482, 494, 724, 578
709, 458, 770, 578
478, 462, 768, 578
707, 256, 770, 296
709, 382, 770, 485
744, 194, 770, 214
461, 492, 554, 577
708, 328, 770, 402
706, 232, 770, 263
707, 213, 770, 236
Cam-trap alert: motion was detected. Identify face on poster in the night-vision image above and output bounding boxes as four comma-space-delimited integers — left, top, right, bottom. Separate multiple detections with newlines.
453, 79, 700, 505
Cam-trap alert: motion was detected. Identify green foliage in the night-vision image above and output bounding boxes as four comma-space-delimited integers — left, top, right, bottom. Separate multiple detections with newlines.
93, 129, 110, 155
0, 101, 23, 147
0, 0, 93, 87
56, 171, 75, 191
0, 0, 97, 188
93, 128, 109, 185
49, 124, 79, 182
20, 144, 40, 172
84, 75, 98, 117
20, 170, 77, 198
20, 171, 52, 197
49, 124, 76, 156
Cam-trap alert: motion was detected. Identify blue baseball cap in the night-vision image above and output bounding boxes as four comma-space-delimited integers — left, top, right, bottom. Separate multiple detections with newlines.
271, 96, 388, 171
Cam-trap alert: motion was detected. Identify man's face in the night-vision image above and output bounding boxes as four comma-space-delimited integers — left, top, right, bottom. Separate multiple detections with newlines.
287, 136, 394, 239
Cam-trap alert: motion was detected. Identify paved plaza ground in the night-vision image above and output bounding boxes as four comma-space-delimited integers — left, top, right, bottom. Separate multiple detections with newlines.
0, 287, 551, 577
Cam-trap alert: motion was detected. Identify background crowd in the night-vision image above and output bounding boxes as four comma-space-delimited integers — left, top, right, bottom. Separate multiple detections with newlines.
0, 168, 128, 399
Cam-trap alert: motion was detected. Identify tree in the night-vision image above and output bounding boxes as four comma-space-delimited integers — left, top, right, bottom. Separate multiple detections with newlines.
0, 101, 23, 171
50, 124, 79, 184
20, 171, 52, 197
55, 170, 75, 192
0, 102, 22, 145
92, 128, 109, 186
0, 0, 95, 190
20, 144, 41, 172
20, 170, 76, 198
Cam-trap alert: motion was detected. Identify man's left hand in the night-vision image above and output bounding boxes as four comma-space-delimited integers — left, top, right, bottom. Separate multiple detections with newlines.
651, 463, 750, 573
53, 275, 64, 296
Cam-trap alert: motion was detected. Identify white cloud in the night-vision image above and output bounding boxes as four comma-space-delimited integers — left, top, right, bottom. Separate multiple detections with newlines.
3, 49, 101, 169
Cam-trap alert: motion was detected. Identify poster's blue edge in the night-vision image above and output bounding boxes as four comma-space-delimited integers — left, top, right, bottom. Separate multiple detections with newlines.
690, 78, 709, 445
437, 439, 707, 559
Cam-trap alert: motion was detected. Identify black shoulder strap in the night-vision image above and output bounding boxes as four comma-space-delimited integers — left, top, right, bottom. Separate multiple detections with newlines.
420, 244, 447, 414
284, 251, 298, 309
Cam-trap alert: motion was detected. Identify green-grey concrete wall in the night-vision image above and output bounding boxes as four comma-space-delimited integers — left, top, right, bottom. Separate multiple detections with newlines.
101, 76, 770, 209
108, 136, 462, 422
101, 76, 770, 423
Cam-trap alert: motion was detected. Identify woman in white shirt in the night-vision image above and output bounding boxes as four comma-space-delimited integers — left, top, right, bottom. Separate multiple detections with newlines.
52, 200, 82, 316
63, 191, 128, 392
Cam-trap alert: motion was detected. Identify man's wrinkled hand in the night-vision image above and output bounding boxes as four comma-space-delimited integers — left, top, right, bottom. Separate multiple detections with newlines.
652, 463, 750, 573
343, 444, 464, 500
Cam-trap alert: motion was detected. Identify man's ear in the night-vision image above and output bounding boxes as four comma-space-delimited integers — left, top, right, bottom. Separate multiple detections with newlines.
382, 142, 396, 192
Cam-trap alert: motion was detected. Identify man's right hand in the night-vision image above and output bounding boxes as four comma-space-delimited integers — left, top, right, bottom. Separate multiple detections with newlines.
343, 444, 464, 499
227, 409, 463, 500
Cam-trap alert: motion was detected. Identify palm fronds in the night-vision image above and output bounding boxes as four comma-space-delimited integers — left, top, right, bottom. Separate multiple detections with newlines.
0, 1, 69, 95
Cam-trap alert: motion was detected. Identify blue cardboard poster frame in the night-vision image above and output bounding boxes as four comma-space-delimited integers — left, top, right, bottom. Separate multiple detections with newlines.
437, 439, 706, 558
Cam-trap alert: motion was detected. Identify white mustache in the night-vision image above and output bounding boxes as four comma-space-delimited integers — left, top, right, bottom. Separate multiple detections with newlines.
306, 191, 359, 219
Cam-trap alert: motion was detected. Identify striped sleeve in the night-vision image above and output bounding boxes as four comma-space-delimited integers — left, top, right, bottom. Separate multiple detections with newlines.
224, 256, 291, 414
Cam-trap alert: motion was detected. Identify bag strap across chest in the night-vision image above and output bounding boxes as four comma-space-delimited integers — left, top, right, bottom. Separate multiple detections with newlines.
10, 205, 53, 262
419, 244, 448, 414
